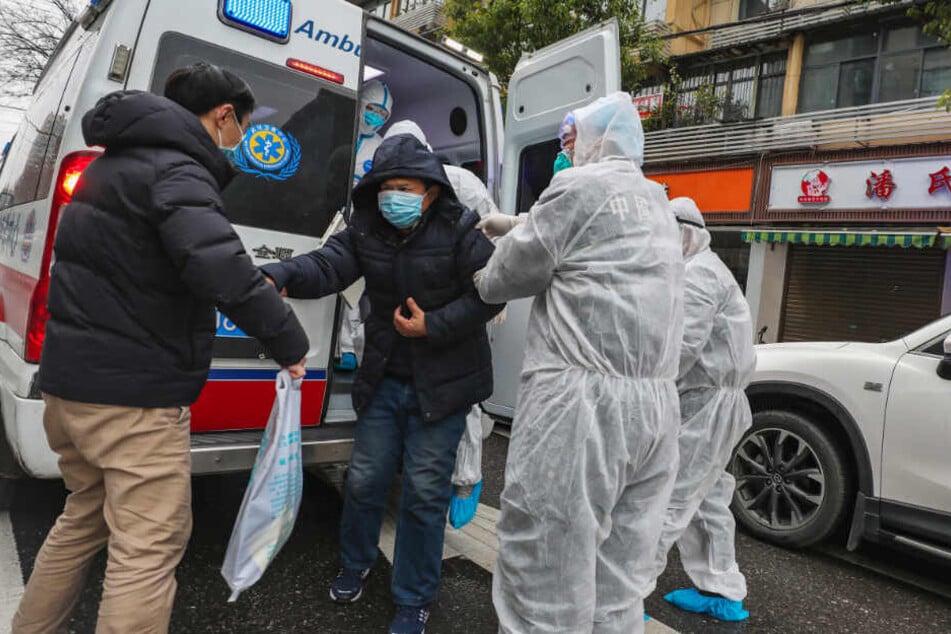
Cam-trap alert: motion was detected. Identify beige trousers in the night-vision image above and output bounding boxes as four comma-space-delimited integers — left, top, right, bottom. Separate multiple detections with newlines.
12, 395, 193, 634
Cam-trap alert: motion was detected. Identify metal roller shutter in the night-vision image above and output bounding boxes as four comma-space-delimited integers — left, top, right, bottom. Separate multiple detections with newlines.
780, 246, 946, 343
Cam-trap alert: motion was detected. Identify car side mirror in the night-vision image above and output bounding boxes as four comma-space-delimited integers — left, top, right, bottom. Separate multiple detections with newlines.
939, 336, 951, 380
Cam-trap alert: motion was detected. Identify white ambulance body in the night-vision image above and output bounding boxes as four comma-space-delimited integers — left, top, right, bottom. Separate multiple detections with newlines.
0, 0, 619, 479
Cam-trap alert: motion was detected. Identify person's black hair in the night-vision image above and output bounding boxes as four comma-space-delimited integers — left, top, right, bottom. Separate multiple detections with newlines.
164, 62, 256, 121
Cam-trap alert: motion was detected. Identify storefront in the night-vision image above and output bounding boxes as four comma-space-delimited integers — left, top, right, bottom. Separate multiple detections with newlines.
646, 163, 757, 290
747, 148, 951, 343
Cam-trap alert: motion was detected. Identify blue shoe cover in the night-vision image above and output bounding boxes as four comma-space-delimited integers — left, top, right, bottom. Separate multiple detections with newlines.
335, 352, 358, 372
664, 588, 749, 622
644, 614, 651, 622
449, 480, 482, 529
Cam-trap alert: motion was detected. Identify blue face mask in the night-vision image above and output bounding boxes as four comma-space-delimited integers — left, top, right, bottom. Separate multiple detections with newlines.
218, 113, 244, 166
365, 110, 386, 130
379, 190, 425, 229
553, 151, 572, 174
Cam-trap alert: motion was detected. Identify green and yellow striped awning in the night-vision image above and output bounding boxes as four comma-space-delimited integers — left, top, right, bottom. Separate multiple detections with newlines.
742, 230, 939, 249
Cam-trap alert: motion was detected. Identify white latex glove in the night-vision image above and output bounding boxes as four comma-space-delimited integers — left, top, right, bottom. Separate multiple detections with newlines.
477, 213, 521, 239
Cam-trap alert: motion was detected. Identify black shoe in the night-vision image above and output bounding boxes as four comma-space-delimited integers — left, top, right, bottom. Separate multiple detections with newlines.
329, 567, 370, 603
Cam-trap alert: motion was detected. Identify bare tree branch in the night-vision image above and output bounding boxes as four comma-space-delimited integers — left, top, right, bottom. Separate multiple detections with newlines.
0, 0, 82, 98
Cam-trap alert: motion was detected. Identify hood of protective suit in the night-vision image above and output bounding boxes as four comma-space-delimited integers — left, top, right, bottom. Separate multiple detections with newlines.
572, 92, 645, 167
360, 80, 392, 137
384, 120, 433, 151
671, 197, 711, 258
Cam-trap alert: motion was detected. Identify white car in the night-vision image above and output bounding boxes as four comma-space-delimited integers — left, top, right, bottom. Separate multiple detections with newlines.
731, 314, 951, 561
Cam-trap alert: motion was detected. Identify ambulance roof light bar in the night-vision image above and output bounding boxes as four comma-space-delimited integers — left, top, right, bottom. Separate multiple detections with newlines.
219, 0, 293, 44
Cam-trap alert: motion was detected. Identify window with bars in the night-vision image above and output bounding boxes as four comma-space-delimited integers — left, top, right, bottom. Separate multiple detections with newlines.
798, 21, 951, 113
677, 52, 787, 123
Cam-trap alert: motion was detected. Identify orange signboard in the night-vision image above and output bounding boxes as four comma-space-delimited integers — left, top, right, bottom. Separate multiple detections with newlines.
647, 168, 755, 214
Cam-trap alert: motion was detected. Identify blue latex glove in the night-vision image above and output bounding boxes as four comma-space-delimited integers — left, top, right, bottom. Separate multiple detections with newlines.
449, 480, 483, 529
335, 352, 358, 372
664, 588, 749, 622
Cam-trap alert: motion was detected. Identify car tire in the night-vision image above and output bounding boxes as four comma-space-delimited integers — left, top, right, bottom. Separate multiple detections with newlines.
730, 409, 853, 548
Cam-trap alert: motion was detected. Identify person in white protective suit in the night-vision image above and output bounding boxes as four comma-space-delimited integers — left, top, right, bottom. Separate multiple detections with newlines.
647, 197, 756, 622
474, 93, 685, 634
382, 119, 499, 529
337, 80, 394, 371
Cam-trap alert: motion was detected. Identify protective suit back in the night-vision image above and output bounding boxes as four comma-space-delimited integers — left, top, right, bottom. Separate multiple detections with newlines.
650, 199, 756, 606
476, 92, 684, 634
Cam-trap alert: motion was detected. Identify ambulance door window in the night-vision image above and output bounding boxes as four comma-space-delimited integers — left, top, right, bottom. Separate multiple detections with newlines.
515, 139, 560, 215
151, 33, 357, 238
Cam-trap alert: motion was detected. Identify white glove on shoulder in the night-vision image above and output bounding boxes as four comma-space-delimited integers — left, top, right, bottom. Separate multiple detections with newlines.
477, 213, 522, 239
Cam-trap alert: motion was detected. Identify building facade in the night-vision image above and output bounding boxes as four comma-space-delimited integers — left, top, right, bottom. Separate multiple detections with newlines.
374, 0, 951, 344
638, 0, 951, 344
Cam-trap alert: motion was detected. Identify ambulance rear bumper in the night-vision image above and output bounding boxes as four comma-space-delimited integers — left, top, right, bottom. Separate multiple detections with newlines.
190, 424, 355, 475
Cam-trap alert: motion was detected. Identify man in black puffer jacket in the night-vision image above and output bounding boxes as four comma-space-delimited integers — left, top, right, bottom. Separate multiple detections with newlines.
262, 134, 502, 634
14, 64, 308, 634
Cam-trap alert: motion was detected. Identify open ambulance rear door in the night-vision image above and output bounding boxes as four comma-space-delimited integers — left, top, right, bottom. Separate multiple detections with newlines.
483, 20, 621, 418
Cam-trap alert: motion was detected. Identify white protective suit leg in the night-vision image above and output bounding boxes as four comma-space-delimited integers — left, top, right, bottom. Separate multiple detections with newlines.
492, 371, 679, 634
651, 388, 750, 602
337, 305, 364, 359
452, 405, 483, 488
677, 470, 746, 601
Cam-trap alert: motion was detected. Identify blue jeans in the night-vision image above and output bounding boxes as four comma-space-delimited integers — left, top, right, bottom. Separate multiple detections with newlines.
340, 377, 467, 606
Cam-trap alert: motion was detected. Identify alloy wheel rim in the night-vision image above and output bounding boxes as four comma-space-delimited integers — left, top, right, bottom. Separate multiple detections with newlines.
731, 427, 825, 531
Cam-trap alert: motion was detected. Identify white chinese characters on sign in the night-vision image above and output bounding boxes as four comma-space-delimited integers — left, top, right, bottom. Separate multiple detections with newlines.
769, 157, 951, 211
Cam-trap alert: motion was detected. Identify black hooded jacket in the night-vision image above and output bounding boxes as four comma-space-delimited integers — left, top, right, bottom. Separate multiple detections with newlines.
39, 91, 309, 408
262, 135, 503, 422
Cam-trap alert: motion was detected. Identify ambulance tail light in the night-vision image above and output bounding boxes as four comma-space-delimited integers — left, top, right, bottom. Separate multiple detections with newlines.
26, 151, 100, 363
286, 58, 344, 85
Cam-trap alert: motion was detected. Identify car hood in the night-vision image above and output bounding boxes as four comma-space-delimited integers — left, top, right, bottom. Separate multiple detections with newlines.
756, 341, 850, 352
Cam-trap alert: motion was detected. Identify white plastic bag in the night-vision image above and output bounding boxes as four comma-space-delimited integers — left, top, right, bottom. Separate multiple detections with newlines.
452, 405, 483, 488
221, 370, 303, 602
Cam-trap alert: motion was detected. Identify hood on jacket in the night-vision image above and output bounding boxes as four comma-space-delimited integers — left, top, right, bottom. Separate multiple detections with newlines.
350, 135, 464, 236
352, 134, 455, 208
82, 90, 233, 188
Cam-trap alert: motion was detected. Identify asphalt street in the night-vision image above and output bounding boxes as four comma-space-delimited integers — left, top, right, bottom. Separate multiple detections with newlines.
1, 429, 950, 633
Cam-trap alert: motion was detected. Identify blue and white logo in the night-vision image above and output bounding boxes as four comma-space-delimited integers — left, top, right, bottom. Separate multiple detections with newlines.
234, 124, 301, 181
362, 159, 373, 174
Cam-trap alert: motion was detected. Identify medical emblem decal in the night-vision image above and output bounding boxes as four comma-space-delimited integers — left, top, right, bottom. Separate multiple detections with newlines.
234, 124, 301, 181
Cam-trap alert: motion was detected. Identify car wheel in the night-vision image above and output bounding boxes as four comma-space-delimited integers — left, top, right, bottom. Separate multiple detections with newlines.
729, 409, 853, 548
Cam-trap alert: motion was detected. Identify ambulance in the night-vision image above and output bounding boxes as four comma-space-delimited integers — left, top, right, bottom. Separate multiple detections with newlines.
0, 0, 620, 479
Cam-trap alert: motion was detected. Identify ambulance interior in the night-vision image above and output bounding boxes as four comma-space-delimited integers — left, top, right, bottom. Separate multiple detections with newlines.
363, 36, 489, 183
322, 36, 493, 421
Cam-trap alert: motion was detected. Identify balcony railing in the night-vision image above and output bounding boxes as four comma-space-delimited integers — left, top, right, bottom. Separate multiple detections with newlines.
707, 0, 904, 51
393, 1, 446, 35
643, 97, 951, 164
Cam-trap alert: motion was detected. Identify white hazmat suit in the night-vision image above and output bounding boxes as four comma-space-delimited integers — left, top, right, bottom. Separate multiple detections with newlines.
339, 80, 394, 364
475, 93, 684, 633
650, 197, 755, 606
